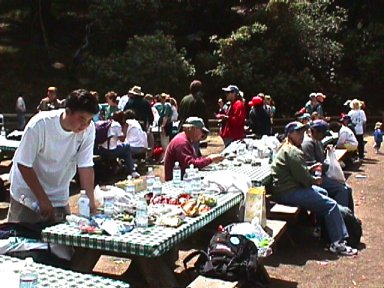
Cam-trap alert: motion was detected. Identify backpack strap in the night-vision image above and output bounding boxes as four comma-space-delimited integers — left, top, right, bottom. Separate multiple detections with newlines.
183, 249, 208, 271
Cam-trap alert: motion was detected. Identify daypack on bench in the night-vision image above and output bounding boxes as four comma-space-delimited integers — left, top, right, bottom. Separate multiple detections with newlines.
95, 120, 112, 146
183, 230, 260, 283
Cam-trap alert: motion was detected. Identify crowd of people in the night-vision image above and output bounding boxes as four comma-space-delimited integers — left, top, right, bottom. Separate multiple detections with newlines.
5, 82, 383, 259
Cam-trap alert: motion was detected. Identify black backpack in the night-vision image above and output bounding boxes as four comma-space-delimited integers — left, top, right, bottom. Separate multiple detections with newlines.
321, 206, 362, 248
183, 230, 261, 283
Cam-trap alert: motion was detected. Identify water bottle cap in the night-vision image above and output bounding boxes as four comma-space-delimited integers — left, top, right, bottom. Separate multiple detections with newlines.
127, 175, 132, 180
175, 161, 179, 166
80, 190, 86, 195
148, 167, 153, 171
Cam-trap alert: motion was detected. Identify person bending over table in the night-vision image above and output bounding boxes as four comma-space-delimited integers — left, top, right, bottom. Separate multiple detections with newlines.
302, 119, 354, 213
271, 121, 357, 256
164, 117, 224, 181
8, 89, 99, 224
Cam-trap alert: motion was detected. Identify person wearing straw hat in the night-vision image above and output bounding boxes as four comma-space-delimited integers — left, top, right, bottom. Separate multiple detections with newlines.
347, 99, 366, 161
373, 122, 383, 154
123, 85, 154, 133
271, 121, 357, 256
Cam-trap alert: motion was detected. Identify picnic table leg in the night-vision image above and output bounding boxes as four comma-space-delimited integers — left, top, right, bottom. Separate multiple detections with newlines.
132, 253, 180, 288
70, 247, 102, 273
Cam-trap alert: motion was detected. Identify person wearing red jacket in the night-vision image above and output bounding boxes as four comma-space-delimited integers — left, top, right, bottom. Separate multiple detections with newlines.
217, 85, 246, 147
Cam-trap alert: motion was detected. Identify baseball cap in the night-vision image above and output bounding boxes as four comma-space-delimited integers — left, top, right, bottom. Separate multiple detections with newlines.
222, 85, 239, 93
248, 96, 263, 107
184, 117, 209, 133
309, 92, 317, 99
47, 86, 57, 92
284, 121, 307, 136
310, 119, 331, 135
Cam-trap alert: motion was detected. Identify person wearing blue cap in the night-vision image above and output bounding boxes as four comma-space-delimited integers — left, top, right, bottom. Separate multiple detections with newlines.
271, 121, 357, 256
302, 120, 354, 213
217, 84, 246, 147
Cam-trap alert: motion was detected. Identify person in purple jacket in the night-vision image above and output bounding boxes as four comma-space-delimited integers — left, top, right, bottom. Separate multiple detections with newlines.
164, 117, 224, 181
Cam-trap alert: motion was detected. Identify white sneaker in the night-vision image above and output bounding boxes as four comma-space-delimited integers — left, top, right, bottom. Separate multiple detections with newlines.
330, 241, 357, 256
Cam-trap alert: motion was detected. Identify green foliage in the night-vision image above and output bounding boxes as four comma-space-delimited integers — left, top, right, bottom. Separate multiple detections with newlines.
84, 32, 195, 98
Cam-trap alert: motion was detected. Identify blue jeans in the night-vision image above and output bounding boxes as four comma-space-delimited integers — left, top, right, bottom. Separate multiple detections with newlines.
321, 175, 354, 213
278, 185, 348, 243
99, 143, 134, 173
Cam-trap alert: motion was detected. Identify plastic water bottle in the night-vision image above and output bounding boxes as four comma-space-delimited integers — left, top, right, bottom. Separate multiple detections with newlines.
77, 190, 90, 219
173, 161, 181, 187
125, 175, 136, 194
135, 197, 148, 229
0, 126, 5, 138
19, 195, 39, 212
183, 170, 193, 195
192, 168, 201, 196
19, 257, 38, 288
152, 176, 162, 196
146, 167, 155, 192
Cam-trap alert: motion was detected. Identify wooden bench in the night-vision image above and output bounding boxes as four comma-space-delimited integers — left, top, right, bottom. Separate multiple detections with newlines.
187, 219, 287, 288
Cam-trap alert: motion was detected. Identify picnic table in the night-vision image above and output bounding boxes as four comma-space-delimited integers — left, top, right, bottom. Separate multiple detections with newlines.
41, 141, 275, 287
42, 184, 244, 288
0, 255, 130, 288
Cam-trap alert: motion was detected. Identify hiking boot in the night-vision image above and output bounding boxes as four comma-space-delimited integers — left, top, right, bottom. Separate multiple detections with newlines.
330, 241, 358, 256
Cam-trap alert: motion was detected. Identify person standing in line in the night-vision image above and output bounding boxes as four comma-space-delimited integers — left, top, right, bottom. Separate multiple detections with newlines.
217, 85, 246, 147
348, 99, 366, 161
16, 93, 26, 130
8, 89, 99, 224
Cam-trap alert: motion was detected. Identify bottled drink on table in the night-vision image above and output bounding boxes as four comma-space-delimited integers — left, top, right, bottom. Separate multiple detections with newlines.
0, 126, 5, 138
146, 167, 155, 192
77, 190, 90, 219
125, 175, 136, 194
135, 196, 148, 229
192, 168, 201, 196
152, 176, 162, 196
183, 170, 193, 195
19, 257, 38, 288
173, 161, 181, 187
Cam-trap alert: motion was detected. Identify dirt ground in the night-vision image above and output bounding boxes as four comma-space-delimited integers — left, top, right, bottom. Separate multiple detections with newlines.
80, 134, 384, 287
4, 134, 382, 287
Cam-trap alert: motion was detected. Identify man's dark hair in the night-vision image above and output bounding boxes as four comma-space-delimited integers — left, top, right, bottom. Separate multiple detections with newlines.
65, 89, 99, 114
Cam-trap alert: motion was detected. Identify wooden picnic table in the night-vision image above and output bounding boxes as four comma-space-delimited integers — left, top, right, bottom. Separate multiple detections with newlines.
41, 141, 276, 287
0, 255, 130, 288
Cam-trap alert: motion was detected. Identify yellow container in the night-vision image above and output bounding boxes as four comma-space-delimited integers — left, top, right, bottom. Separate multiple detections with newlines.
244, 185, 266, 227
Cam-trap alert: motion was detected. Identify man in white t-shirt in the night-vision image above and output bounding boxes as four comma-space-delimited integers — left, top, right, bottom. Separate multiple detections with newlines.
8, 89, 99, 224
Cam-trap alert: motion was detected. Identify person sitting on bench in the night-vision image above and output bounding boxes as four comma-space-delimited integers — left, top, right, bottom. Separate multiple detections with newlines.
98, 111, 139, 178
271, 121, 357, 256
336, 114, 359, 165
123, 109, 148, 157
302, 119, 354, 213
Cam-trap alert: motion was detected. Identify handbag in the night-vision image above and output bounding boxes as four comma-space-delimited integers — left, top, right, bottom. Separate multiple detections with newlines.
325, 148, 346, 183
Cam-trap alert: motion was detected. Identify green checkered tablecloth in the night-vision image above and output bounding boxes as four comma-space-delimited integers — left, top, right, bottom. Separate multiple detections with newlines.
42, 192, 243, 258
0, 255, 130, 287
0, 138, 20, 152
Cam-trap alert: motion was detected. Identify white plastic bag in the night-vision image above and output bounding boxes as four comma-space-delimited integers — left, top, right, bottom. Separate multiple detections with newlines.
325, 148, 346, 183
